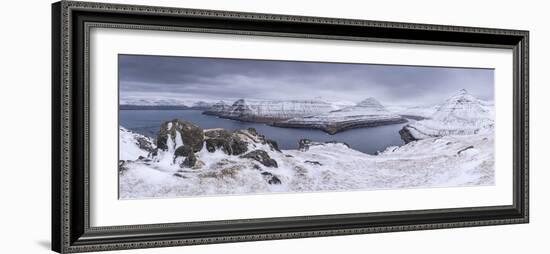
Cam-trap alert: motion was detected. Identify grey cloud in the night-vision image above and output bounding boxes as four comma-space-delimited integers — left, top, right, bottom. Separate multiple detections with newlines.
119, 54, 494, 105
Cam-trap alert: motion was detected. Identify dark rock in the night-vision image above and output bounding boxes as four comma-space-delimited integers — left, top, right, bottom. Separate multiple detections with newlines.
229, 136, 248, 155
173, 173, 187, 178
138, 156, 145, 160
285, 154, 294, 158
136, 136, 155, 153
157, 119, 204, 152
246, 127, 258, 135
181, 152, 197, 168
204, 129, 232, 139
273, 117, 408, 135
253, 164, 262, 170
174, 145, 193, 158
298, 139, 313, 151
261, 171, 282, 185
240, 150, 278, 168
399, 126, 418, 144
204, 129, 248, 155
205, 138, 231, 153
269, 176, 282, 185
265, 139, 281, 152
457, 145, 475, 155
174, 145, 196, 167
118, 160, 128, 173
304, 160, 323, 166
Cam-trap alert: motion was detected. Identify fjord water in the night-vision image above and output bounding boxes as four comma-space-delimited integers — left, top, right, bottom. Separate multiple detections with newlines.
119, 109, 407, 154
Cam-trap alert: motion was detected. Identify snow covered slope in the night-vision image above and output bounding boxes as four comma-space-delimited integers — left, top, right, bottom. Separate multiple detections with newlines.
119, 127, 156, 160
273, 98, 406, 134
399, 89, 494, 143
386, 104, 440, 119
119, 122, 494, 199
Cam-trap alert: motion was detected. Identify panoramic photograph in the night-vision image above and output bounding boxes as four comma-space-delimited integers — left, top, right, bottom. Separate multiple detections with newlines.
118, 54, 495, 199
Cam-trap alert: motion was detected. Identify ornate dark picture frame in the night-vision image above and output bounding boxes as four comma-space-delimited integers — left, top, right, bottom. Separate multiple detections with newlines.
52, 1, 529, 253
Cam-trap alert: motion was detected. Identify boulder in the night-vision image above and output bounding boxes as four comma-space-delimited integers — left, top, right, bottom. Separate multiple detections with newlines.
240, 150, 278, 168
229, 137, 248, 155
269, 175, 282, 185
204, 128, 248, 155
173, 145, 198, 168
181, 152, 197, 168
174, 145, 192, 158
236, 128, 280, 152
399, 126, 418, 144
298, 139, 313, 151
136, 135, 156, 153
118, 160, 128, 173
261, 171, 282, 184
157, 119, 204, 152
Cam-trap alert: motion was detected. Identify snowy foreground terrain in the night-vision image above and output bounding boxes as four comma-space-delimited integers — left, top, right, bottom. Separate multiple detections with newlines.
119, 90, 494, 199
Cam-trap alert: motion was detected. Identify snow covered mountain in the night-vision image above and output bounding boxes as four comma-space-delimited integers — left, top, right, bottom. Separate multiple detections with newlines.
203, 101, 232, 115
188, 101, 215, 109
273, 98, 406, 134
203, 99, 339, 122
120, 97, 216, 108
399, 89, 494, 143
119, 120, 494, 199
386, 104, 440, 119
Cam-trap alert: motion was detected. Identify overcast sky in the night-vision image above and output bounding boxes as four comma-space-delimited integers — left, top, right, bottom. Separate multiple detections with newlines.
119, 54, 494, 106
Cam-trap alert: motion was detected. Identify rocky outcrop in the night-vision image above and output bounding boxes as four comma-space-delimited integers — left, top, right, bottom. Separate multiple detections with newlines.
275, 117, 407, 135
203, 128, 248, 156
273, 98, 407, 134
157, 119, 204, 152
240, 150, 278, 168
234, 128, 281, 153
398, 126, 419, 144
261, 171, 282, 184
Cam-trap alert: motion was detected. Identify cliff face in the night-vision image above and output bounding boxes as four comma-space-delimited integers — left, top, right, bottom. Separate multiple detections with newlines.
203, 99, 337, 122
399, 89, 494, 143
273, 97, 406, 134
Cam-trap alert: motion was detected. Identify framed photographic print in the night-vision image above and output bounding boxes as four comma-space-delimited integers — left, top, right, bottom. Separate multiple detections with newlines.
51, 1, 529, 253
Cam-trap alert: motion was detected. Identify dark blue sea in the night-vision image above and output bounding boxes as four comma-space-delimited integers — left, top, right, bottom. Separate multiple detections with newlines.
119, 109, 407, 154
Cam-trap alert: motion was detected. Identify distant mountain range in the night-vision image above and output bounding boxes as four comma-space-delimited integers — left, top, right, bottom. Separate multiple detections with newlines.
120, 101, 215, 110
203, 99, 342, 122
204, 98, 405, 134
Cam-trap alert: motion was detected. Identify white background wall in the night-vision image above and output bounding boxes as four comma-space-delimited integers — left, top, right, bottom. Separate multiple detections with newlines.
0, 0, 547, 253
